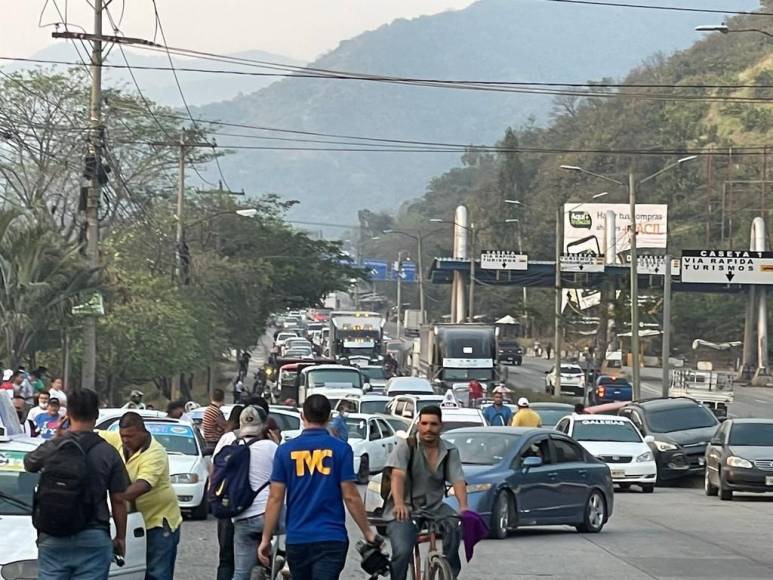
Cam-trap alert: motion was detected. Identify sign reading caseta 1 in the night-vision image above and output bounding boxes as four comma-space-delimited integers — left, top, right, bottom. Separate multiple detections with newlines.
681, 250, 773, 285
480, 250, 528, 270
560, 254, 605, 273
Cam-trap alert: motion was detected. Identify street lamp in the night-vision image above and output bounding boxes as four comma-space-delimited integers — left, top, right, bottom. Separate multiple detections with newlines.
696, 24, 773, 38
561, 156, 696, 399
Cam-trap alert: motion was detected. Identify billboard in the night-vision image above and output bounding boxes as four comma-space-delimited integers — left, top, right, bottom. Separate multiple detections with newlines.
563, 203, 667, 264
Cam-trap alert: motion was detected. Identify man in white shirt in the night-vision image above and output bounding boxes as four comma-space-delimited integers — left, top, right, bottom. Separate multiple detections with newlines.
213, 405, 277, 580
27, 390, 53, 423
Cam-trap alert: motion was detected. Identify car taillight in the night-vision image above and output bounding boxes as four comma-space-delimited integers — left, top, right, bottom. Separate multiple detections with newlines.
597, 386, 606, 397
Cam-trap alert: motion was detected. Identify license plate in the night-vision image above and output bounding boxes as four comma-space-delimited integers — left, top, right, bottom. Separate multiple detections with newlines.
765, 476, 773, 486
698, 457, 705, 466
611, 469, 625, 478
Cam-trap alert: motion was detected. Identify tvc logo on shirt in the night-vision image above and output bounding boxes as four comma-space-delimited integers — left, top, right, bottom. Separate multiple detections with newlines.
291, 449, 333, 476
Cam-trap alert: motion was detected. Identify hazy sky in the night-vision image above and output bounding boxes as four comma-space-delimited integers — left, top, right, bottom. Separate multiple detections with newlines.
1, 1, 477, 61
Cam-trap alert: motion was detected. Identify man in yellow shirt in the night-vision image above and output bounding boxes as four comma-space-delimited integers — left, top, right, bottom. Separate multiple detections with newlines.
511, 397, 543, 427
101, 412, 182, 580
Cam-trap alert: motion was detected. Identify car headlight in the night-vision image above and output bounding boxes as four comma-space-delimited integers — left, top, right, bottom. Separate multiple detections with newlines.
170, 473, 200, 484
1, 560, 38, 579
636, 451, 654, 463
653, 440, 678, 452
448, 482, 493, 496
726, 456, 753, 469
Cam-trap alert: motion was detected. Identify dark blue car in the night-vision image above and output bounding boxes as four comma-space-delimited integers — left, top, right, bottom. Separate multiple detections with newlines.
590, 376, 633, 405
442, 427, 614, 539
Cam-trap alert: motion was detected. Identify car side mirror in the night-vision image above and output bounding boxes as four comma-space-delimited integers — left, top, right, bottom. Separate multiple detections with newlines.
710, 436, 722, 445
643, 435, 655, 444
522, 456, 543, 469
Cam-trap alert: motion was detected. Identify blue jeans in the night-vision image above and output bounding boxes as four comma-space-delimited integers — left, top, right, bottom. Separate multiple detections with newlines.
285, 541, 348, 580
38, 527, 113, 580
146, 524, 180, 580
232, 515, 265, 580
388, 517, 461, 580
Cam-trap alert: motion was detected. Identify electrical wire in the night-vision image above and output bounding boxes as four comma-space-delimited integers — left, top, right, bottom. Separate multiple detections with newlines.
535, 0, 773, 17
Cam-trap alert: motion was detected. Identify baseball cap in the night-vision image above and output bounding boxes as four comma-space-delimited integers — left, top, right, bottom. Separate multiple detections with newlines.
48, 397, 60, 405
517, 397, 530, 407
240, 405, 266, 436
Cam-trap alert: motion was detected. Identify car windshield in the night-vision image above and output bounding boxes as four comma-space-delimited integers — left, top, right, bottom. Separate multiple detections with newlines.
560, 366, 582, 375
535, 409, 570, 427
362, 367, 386, 381
646, 406, 718, 433
442, 421, 484, 433
307, 369, 361, 388
573, 419, 642, 442
0, 450, 36, 515
443, 369, 494, 381
346, 418, 367, 439
416, 399, 443, 411
270, 413, 301, 432
141, 423, 199, 455
361, 400, 388, 415
443, 433, 520, 465
729, 423, 773, 446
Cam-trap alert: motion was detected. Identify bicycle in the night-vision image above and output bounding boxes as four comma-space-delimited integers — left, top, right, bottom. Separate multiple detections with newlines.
408, 516, 457, 580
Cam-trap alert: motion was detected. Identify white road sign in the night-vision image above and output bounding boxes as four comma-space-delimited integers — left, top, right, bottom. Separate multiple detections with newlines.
480, 251, 528, 270
681, 250, 773, 285
560, 254, 605, 273
637, 255, 680, 276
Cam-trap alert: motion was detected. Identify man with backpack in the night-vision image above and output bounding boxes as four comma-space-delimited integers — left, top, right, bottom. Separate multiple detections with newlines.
211, 405, 278, 580
100, 412, 182, 580
258, 394, 379, 580
24, 388, 129, 579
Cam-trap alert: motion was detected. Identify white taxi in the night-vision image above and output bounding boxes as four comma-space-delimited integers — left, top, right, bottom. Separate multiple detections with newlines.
106, 419, 211, 518
0, 436, 147, 578
555, 413, 657, 492
344, 413, 398, 484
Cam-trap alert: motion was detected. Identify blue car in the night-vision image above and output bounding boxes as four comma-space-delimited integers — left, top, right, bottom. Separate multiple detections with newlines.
442, 427, 614, 539
590, 376, 633, 405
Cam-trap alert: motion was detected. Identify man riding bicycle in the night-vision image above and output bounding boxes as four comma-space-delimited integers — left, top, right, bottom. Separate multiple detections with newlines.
383, 405, 469, 580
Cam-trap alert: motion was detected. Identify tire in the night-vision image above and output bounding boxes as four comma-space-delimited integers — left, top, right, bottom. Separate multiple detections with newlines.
719, 470, 733, 501
640, 484, 655, 494
425, 553, 454, 580
618, 483, 630, 490
576, 490, 606, 533
704, 469, 718, 497
357, 455, 370, 484
489, 491, 513, 539
190, 489, 209, 520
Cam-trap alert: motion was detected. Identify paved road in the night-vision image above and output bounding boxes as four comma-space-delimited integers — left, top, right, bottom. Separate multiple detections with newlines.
505, 355, 773, 418
177, 484, 773, 579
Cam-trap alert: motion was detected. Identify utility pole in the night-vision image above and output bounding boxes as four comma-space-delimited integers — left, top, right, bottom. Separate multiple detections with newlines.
554, 205, 563, 397
81, 0, 104, 390
468, 223, 476, 322
416, 235, 426, 324
175, 131, 187, 283
629, 170, 641, 401
396, 252, 404, 337
661, 254, 672, 397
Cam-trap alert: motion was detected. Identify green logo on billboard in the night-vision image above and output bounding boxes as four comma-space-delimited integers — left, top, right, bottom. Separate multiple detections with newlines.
569, 211, 592, 229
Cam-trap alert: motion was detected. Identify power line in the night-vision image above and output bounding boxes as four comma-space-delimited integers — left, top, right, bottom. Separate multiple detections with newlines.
535, 0, 773, 16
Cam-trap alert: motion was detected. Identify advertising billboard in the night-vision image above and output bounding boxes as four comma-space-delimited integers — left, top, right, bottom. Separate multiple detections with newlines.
563, 203, 668, 264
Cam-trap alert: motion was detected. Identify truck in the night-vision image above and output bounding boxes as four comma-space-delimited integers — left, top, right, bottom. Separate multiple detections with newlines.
418, 324, 497, 400
494, 318, 523, 366
327, 311, 385, 366
669, 368, 735, 418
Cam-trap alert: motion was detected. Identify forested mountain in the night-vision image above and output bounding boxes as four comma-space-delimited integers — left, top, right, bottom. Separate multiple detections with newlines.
194, 0, 757, 220
372, 4, 773, 351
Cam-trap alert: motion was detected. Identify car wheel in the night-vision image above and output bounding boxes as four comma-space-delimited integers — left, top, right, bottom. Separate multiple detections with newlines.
357, 455, 370, 484
489, 490, 513, 539
190, 488, 209, 520
719, 470, 733, 501
576, 490, 606, 533
640, 484, 654, 494
704, 468, 718, 497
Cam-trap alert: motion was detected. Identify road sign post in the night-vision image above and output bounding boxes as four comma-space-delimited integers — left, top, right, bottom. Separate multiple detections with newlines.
681, 250, 773, 285
480, 251, 528, 270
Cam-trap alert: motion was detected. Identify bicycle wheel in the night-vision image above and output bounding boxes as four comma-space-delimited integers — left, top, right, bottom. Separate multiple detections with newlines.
423, 553, 453, 580
407, 552, 418, 580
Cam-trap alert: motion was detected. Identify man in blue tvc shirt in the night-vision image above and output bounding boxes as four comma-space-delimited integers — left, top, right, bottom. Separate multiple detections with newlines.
258, 394, 378, 580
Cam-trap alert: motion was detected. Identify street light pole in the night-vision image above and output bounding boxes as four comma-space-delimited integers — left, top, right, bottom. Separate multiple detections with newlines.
417, 234, 426, 324
629, 169, 641, 400
396, 251, 404, 337
554, 205, 563, 397
468, 223, 476, 322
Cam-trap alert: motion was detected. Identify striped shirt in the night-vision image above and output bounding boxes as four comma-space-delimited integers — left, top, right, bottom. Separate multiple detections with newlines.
202, 403, 226, 444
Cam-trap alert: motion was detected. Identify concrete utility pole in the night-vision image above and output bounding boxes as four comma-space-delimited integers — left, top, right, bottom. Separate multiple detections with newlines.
661, 254, 672, 397
396, 251, 404, 337
175, 131, 187, 283
468, 223, 476, 322
629, 170, 641, 400
554, 205, 563, 397
81, 0, 104, 390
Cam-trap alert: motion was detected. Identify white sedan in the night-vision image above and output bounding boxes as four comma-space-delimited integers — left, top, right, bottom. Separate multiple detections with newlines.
344, 413, 398, 484
555, 413, 657, 492
544, 364, 586, 398
0, 436, 147, 578
107, 419, 212, 518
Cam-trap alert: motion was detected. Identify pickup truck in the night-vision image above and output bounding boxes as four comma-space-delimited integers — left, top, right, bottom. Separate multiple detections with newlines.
590, 375, 633, 405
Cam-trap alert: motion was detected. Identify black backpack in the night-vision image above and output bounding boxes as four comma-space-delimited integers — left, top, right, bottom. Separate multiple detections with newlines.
33, 433, 104, 537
